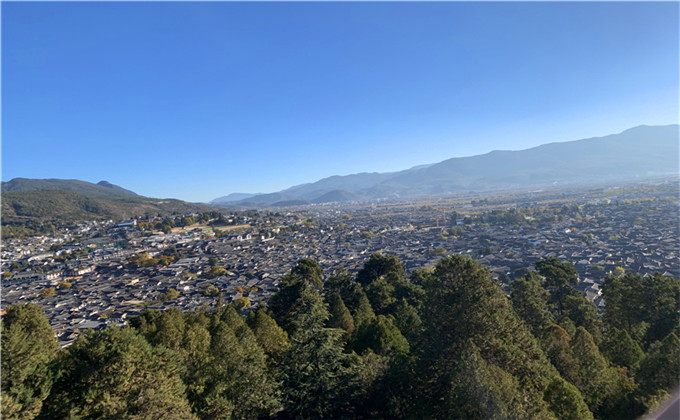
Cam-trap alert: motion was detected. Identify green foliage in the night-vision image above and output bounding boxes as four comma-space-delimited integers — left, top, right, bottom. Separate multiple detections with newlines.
445, 340, 529, 420
602, 272, 679, 348
203, 284, 220, 296
601, 328, 644, 369
291, 258, 324, 289
357, 253, 406, 287
159, 287, 180, 302
536, 257, 579, 314
38, 287, 55, 297
1, 304, 60, 420
391, 299, 423, 341
636, 333, 680, 399
570, 327, 636, 419
246, 309, 290, 362
129, 252, 177, 267
231, 296, 251, 311
543, 377, 595, 420
267, 273, 308, 335
57, 282, 72, 289
326, 293, 355, 339
279, 287, 360, 418
350, 315, 410, 358
42, 326, 196, 419
205, 265, 227, 278
417, 255, 572, 419
511, 271, 554, 337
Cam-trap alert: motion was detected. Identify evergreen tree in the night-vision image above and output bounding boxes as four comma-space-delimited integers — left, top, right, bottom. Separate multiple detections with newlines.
326, 293, 355, 339
391, 299, 423, 341
267, 272, 307, 335
1, 304, 59, 420
543, 377, 594, 420
601, 327, 644, 370
279, 287, 359, 418
357, 253, 406, 287
291, 257, 324, 289
535, 257, 579, 315
417, 255, 577, 419
246, 308, 290, 363
350, 314, 410, 358
351, 290, 376, 329
541, 324, 579, 385
636, 333, 680, 400
570, 327, 635, 419
511, 271, 554, 337
601, 273, 679, 348
197, 307, 280, 419
41, 326, 196, 419
445, 340, 527, 420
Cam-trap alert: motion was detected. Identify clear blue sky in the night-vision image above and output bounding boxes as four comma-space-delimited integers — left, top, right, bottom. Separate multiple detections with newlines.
2, 1, 678, 202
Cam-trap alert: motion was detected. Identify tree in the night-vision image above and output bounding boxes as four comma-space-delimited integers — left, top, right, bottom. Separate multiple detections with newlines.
267, 272, 308, 335
511, 271, 554, 337
246, 309, 290, 363
159, 287, 180, 302
601, 328, 644, 369
636, 333, 680, 399
197, 308, 280, 419
326, 293, 355, 339
357, 253, 406, 287
602, 272, 679, 347
570, 327, 635, 419
279, 287, 359, 418
1, 304, 59, 420
206, 265, 227, 278
445, 340, 531, 420
543, 377, 594, 420
39, 287, 55, 297
391, 299, 423, 341
291, 258, 323, 289
417, 255, 572, 419
231, 296, 250, 311
41, 326, 196, 419
535, 257, 578, 314
351, 314, 410, 358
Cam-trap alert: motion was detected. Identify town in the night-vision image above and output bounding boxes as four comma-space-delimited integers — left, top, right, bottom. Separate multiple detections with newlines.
2, 181, 678, 346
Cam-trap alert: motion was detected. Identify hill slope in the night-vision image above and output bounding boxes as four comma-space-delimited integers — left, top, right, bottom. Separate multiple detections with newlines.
216, 124, 678, 206
1, 179, 212, 226
2, 178, 139, 198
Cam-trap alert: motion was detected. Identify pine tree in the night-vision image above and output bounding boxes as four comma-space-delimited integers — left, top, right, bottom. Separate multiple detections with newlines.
601, 328, 644, 369
326, 293, 355, 339
511, 271, 554, 337
246, 308, 290, 362
279, 287, 359, 418
570, 327, 636, 419
41, 326, 196, 419
1, 304, 60, 420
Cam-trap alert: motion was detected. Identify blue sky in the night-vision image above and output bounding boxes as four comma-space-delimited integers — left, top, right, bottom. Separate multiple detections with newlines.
2, 2, 678, 202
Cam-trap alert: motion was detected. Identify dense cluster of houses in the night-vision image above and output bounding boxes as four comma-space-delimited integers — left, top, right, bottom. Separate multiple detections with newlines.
1, 188, 677, 346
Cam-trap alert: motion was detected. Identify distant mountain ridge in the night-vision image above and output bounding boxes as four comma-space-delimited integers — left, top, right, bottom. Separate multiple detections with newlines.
1, 178, 212, 226
2, 178, 139, 198
215, 124, 679, 207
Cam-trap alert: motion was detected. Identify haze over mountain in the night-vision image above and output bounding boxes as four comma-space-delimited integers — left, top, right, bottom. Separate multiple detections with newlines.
214, 125, 679, 207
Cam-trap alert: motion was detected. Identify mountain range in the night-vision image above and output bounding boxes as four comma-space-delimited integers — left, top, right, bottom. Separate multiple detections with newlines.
212, 124, 679, 207
1, 179, 211, 226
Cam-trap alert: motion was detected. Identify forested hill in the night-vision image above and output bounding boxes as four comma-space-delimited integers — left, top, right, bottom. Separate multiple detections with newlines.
1, 178, 139, 198
1, 178, 213, 237
3, 254, 678, 419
